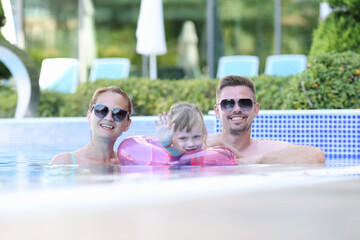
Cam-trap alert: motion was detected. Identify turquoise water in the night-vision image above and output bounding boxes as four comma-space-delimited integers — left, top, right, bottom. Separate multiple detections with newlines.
1, 114, 359, 193
1, 145, 359, 193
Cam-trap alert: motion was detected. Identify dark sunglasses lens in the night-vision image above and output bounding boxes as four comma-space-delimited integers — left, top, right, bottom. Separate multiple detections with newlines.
94, 105, 108, 118
239, 99, 253, 111
220, 99, 235, 111
112, 108, 128, 122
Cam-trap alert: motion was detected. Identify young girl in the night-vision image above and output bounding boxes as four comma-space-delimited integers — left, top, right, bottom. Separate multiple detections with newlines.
50, 86, 132, 165
118, 102, 236, 166
155, 102, 208, 165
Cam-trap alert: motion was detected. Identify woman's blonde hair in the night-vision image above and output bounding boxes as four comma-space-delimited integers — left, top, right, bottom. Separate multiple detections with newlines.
170, 102, 207, 145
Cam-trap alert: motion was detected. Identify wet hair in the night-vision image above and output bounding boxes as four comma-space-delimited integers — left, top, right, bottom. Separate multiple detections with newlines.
170, 102, 208, 144
216, 75, 256, 103
88, 86, 132, 119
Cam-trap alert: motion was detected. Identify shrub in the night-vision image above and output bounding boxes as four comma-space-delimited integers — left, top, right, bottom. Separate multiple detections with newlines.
284, 51, 360, 109
253, 74, 296, 110
63, 78, 219, 116
309, 13, 360, 57
0, 85, 17, 117
326, 0, 360, 15
34, 78, 219, 117
38, 90, 70, 117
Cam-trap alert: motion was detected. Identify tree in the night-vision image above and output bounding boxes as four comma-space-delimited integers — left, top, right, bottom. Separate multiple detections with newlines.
309, 0, 360, 56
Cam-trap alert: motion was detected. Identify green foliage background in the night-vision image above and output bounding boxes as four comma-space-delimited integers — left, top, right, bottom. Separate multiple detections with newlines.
37, 78, 219, 117
326, 0, 360, 14
1, 1, 360, 118
310, 0, 360, 56
0, 1, 4, 30
309, 13, 360, 56
1, 51, 359, 118
0, 85, 17, 118
0, 0, 320, 78
285, 51, 360, 109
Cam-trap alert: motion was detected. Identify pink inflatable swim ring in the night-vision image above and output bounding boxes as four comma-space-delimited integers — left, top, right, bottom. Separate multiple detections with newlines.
118, 136, 237, 166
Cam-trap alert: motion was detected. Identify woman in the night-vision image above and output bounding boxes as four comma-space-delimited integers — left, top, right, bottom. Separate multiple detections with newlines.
50, 86, 132, 165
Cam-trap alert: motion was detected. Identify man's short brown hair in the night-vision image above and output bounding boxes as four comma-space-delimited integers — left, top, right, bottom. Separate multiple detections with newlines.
216, 75, 256, 103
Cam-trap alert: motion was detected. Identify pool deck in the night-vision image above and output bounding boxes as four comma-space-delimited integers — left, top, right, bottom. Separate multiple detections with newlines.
0, 164, 359, 240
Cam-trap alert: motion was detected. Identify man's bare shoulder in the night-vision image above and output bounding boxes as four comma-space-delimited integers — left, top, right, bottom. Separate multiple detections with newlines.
245, 138, 293, 156
250, 139, 325, 164
49, 152, 74, 165
251, 138, 324, 155
253, 138, 293, 149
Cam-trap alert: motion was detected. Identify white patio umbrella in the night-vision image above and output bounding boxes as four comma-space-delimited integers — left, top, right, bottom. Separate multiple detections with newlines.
136, 0, 167, 80
177, 21, 201, 79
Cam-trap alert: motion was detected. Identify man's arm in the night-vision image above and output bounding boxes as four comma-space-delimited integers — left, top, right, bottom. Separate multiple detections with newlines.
237, 144, 326, 164
207, 134, 326, 164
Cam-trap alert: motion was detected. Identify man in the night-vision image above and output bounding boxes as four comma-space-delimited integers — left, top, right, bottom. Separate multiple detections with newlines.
207, 75, 326, 164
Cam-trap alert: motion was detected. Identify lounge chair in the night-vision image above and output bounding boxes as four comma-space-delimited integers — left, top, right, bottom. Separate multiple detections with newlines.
265, 54, 307, 77
89, 58, 130, 81
39, 58, 79, 93
217, 55, 259, 78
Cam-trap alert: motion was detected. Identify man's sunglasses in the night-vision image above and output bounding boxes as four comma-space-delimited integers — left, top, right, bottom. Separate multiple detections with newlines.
218, 98, 253, 112
93, 104, 129, 122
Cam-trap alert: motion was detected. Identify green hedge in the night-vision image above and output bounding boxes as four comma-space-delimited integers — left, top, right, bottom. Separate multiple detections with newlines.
253, 74, 295, 110
1, 76, 292, 118
38, 78, 218, 117
285, 51, 360, 109
0, 85, 17, 118
1, 51, 359, 118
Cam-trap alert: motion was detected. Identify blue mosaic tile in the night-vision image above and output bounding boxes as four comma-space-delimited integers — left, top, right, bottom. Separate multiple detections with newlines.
214, 110, 360, 159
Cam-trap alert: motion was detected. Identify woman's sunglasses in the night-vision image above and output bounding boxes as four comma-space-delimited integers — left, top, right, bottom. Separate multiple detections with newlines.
93, 104, 128, 122
218, 98, 253, 112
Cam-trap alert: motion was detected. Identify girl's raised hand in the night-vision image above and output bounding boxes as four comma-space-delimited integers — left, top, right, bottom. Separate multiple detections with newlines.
155, 112, 175, 147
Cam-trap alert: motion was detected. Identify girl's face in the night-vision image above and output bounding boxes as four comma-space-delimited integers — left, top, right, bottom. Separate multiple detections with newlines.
173, 126, 205, 152
88, 91, 131, 141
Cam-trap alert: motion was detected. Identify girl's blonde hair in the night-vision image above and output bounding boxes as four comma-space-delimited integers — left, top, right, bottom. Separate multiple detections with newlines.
170, 102, 208, 145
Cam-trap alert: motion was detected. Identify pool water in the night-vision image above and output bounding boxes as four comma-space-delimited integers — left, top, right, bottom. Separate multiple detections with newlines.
1, 113, 359, 193
1, 144, 359, 193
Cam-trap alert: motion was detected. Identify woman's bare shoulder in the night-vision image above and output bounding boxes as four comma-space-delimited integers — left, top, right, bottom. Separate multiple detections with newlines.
49, 152, 74, 165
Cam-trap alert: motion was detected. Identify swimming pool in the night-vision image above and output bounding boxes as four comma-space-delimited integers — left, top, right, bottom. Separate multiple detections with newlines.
0, 111, 359, 189
1, 111, 359, 239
